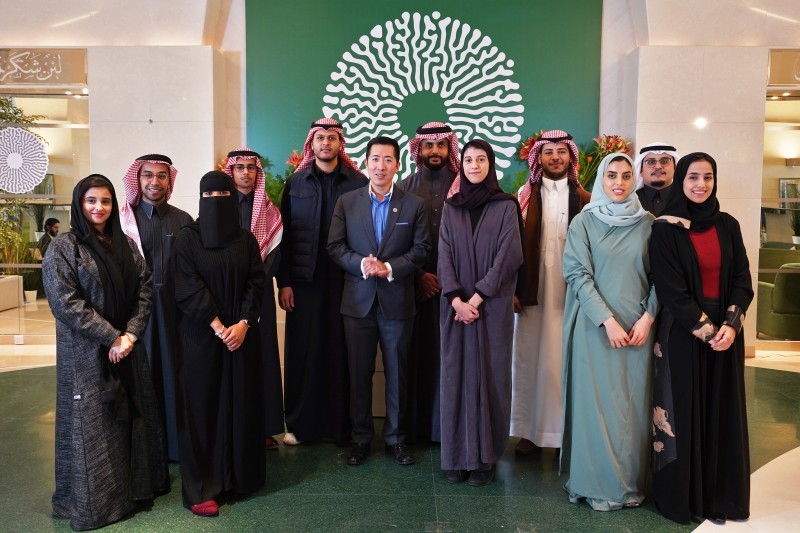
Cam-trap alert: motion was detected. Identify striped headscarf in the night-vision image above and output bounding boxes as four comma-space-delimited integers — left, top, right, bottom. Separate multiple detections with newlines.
408, 122, 460, 174
120, 153, 178, 255
296, 118, 360, 172
517, 130, 582, 224
224, 148, 283, 260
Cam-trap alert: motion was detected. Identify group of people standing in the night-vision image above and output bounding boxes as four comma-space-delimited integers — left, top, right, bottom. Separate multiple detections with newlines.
519, 134, 752, 524
42, 118, 752, 530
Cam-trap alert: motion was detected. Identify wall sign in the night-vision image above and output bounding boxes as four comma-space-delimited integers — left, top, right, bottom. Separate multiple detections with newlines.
0, 127, 49, 193
246, 1, 602, 185
0, 49, 87, 85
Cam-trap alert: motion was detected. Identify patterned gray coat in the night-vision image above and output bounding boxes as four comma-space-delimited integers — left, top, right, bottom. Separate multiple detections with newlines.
43, 233, 168, 531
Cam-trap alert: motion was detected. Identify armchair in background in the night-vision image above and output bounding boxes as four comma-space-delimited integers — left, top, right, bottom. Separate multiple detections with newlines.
757, 263, 800, 340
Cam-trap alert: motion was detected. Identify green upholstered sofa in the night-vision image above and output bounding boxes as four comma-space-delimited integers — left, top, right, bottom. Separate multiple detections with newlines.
757, 262, 800, 340
758, 245, 800, 283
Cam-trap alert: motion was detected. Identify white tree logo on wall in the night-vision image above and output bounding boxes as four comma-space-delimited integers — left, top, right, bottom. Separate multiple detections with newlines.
323, 11, 524, 178
0, 127, 48, 193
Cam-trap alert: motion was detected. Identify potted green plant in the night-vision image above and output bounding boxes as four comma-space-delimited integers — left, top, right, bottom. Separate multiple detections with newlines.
789, 209, 800, 245
0, 230, 39, 302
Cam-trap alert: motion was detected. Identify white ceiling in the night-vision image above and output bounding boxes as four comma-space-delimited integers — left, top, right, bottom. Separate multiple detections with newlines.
0, 0, 235, 48
646, 0, 800, 46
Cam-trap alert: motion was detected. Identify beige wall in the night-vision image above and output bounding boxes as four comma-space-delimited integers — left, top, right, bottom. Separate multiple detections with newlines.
600, 0, 800, 350
88, 46, 225, 217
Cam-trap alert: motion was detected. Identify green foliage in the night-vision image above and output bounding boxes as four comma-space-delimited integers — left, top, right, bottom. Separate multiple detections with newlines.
260, 156, 289, 206
0, 198, 25, 251
1, 96, 40, 124
511, 168, 528, 195
0, 96, 46, 142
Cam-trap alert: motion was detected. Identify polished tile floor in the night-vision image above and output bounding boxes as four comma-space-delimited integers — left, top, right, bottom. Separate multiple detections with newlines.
1, 301, 799, 532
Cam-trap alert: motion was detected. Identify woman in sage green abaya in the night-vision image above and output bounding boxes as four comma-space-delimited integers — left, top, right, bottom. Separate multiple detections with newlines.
560, 153, 657, 510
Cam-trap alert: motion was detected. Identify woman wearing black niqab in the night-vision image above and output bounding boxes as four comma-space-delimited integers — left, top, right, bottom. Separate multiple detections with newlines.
173, 171, 266, 517
44, 174, 168, 531
649, 153, 753, 524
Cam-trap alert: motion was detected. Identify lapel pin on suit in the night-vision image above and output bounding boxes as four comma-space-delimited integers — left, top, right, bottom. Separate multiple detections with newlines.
393, 207, 398, 212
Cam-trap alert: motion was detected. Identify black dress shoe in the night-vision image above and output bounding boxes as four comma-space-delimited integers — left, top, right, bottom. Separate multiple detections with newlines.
467, 467, 495, 487
385, 443, 414, 465
445, 470, 468, 484
346, 443, 370, 466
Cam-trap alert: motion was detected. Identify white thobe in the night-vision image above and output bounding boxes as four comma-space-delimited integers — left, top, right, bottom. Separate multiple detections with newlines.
510, 177, 569, 448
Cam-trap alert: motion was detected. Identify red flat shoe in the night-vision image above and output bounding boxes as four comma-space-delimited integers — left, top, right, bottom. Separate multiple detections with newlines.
190, 500, 219, 516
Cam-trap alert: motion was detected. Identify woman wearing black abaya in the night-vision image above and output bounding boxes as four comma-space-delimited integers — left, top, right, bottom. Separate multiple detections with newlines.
173, 171, 266, 517
649, 153, 753, 525
44, 174, 168, 531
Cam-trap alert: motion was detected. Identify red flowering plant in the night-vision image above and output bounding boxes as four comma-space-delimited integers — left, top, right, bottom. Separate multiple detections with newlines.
515, 130, 545, 165
511, 130, 545, 192
578, 134, 632, 191
285, 149, 303, 175
511, 131, 632, 192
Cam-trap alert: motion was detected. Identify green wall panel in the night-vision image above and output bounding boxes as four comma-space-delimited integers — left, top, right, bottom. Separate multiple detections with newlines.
246, 0, 602, 186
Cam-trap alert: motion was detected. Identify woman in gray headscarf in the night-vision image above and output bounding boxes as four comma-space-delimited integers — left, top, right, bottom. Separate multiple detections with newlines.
560, 153, 657, 511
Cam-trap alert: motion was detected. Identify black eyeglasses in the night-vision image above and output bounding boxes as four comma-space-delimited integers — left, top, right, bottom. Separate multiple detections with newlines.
233, 164, 257, 172
141, 171, 169, 180
643, 157, 672, 167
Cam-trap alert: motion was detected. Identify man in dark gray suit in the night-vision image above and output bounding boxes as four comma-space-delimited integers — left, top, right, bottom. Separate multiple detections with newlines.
327, 136, 431, 467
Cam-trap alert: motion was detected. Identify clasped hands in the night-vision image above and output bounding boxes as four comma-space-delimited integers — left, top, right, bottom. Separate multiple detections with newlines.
210, 317, 248, 352
108, 333, 134, 363
452, 294, 483, 324
603, 312, 654, 349
362, 254, 390, 279
708, 324, 737, 352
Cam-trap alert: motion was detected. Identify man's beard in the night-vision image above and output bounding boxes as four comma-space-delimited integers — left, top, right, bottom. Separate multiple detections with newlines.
315, 152, 337, 163
422, 155, 447, 171
649, 179, 666, 188
48, 230, 57, 237
543, 168, 568, 181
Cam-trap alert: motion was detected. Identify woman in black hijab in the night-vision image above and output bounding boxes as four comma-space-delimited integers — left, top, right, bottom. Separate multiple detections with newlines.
173, 171, 266, 517
649, 153, 753, 525
44, 174, 168, 531
438, 140, 524, 487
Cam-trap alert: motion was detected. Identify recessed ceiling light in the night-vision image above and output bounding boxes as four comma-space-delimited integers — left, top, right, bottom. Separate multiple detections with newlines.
82, 88, 89, 95
694, 117, 709, 129
65, 91, 72, 95
770, 95, 780, 100
782, 92, 791, 96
